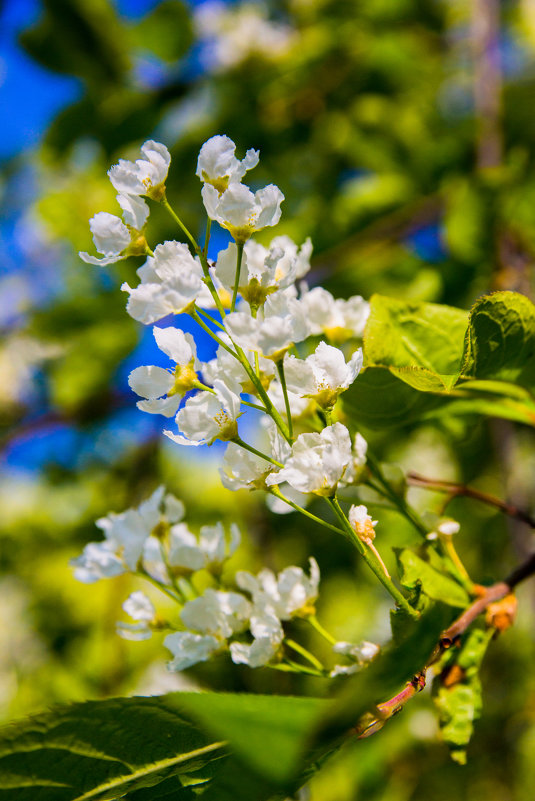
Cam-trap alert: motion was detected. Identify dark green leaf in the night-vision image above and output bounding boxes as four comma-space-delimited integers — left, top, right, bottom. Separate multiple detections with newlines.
171, 692, 328, 786
460, 291, 535, 393
19, 0, 129, 86
0, 696, 226, 801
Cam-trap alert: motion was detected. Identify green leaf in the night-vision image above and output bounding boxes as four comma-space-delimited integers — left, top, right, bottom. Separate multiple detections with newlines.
172, 693, 328, 786
0, 696, 226, 801
395, 548, 470, 608
344, 292, 535, 428
433, 626, 495, 764
460, 291, 535, 392
364, 294, 468, 381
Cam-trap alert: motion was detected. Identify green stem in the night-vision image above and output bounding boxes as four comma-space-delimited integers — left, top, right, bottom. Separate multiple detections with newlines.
285, 639, 326, 671
308, 615, 338, 646
268, 487, 347, 537
233, 436, 282, 467
162, 197, 226, 317
270, 660, 326, 678
365, 451, 428, 538
203, 219, 212, 259
327, 496, 419, 618
136, 568, 182, 604
231, 242, 244, 312
233, 346, 291, 443
276, 359, 294, 441
196, 307, 225, 331
161, 197, 200, 255
192, 309, 235, 356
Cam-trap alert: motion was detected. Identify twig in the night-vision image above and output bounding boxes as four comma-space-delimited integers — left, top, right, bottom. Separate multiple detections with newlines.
352, 550, 535, 738
407, 472, 535, 529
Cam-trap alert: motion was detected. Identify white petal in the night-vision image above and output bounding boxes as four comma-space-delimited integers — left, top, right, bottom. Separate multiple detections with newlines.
117, 194, 149, 229
129, 365, 175, 399
154, 326, 196, 364
164, 632, 220, 671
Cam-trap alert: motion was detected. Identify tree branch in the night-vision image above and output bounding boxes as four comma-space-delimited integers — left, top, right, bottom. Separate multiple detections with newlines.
407, 472, 535, 529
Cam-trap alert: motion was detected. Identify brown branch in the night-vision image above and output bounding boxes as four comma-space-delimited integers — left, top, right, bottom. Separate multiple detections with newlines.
352, 549, 535, 738
407, 472, 535, 529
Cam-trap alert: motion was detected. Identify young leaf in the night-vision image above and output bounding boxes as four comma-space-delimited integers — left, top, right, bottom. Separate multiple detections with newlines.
395, 548, 470, 608
433, 625, 495, 764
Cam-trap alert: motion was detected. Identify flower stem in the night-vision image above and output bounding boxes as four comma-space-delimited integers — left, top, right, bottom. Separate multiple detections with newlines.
203, 219, 212, 259
231, 242, 244, 312
196, 307, 225, 331
136, 568, 182, 604
285, 638, 326, 671
192, 309, 235, 356
276, 359, 294, 441
308, 615, 338, 645
327, 496, 419, 618
268, 487, 347, 537
161, 196, 200, 255
233, 436, 283, 467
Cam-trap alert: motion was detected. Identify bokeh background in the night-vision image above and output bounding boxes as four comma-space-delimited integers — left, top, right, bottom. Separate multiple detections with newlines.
1, 1, 535, 799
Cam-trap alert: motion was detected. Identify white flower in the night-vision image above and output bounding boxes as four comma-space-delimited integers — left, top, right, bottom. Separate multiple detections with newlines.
230, 606, 284, 668
267, 380, 315, 421
117, 591, 156, 641
164, 378, 242, 446
108, 140, 171, 200
301, 287, 370, 341
70, 487, 185, 582
348, 504, 377, 542
200, 342, 275, 395
168, 521, 240, 571
164, 631, 220, 671
265, 423, 353, 496
129, 327, 199, 417
196, 135, 259, 192
123, 590, 156, 621
180, 588, 251, 638
330, 640, 380, 676
437, 520, 461, 537
80, 194, 149, 266
121, 241, 206, 324
70, 541, 125, 583
224, 289, 309, 360
265, 482, 311, 515
236, 557, 320, 620
220, 442, 273, 490
202, 182, 284, 244
284, 342, 363, 409
340, 433, 368, 485
214, 236, 312, 307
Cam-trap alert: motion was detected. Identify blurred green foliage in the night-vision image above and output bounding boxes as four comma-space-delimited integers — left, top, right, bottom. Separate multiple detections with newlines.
1, 0, 535, 799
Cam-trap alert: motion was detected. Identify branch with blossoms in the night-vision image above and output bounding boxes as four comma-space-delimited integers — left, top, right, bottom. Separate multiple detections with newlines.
61, 134, 535, 782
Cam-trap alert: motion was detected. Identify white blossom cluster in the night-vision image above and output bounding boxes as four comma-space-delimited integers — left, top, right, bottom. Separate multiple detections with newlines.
76, 135, 382, 677
79, 135, 370, 503
71, 486, 378, 675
